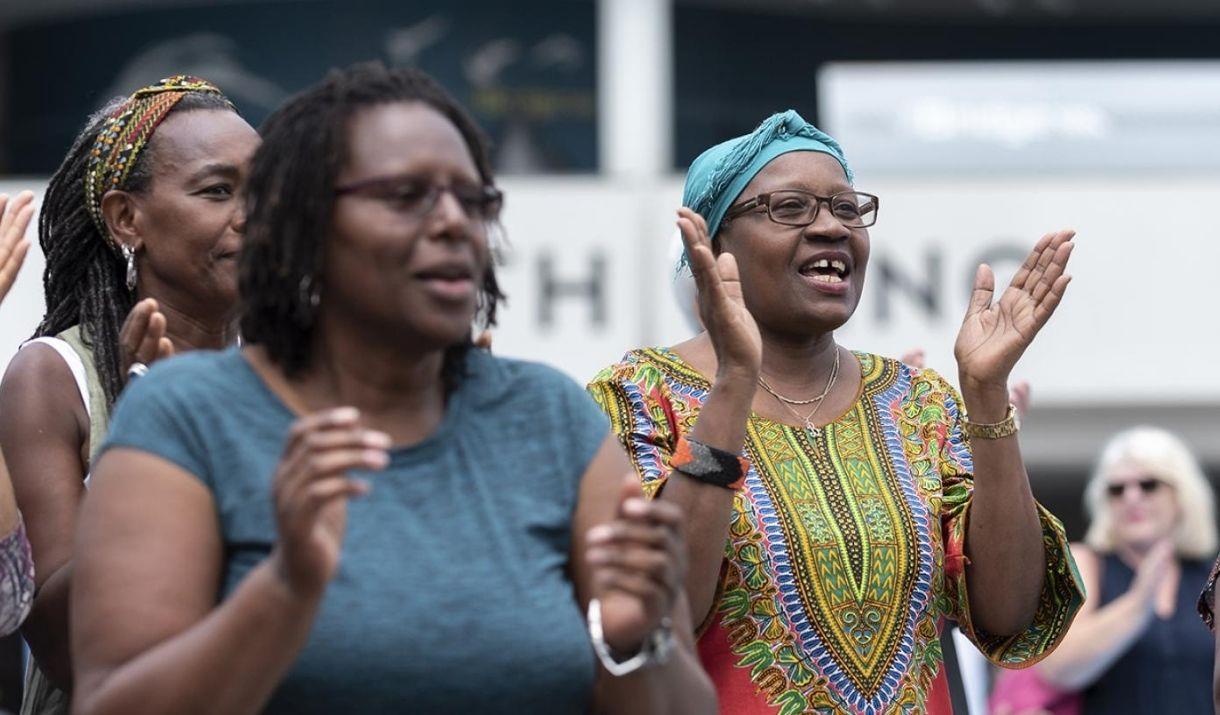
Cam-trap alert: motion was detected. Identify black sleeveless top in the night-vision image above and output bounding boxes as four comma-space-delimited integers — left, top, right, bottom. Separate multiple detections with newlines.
1083, 554, 1214, 714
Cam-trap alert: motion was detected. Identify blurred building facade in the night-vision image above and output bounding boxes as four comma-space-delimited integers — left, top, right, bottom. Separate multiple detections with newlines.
1, 0, 1219, 540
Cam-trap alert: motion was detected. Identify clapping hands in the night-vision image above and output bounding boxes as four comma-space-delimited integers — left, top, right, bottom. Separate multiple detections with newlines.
586, 475, 687, 656
676, 208, 761, 382
954, 230, 1075, 395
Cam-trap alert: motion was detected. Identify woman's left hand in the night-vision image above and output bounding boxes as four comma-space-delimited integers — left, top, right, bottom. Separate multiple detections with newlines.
954, 230, 1075, 394
0, 192, 35, 305
586, 475, 687, 655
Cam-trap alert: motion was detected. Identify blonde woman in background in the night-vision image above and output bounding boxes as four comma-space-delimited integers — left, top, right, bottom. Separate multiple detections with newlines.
1036, 426, 1217, 714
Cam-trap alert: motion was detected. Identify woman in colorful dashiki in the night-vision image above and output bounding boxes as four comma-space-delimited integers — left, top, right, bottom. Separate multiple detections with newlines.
588, 110, 1086, 714
0, 77, 258, 715
0, 192, 36, 638
67, 63, 715, 714
1042, 427, 1212, 714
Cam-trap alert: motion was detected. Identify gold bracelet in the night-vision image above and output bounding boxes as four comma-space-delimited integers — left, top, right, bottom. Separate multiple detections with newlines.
961, 403, 1020, 440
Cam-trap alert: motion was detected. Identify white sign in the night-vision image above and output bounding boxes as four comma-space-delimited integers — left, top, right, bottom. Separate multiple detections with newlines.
820, 61, 1220, 174
3, 177, 1219, 405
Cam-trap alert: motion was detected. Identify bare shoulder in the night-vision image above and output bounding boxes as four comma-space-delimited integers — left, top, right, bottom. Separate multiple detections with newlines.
0, 342, 87, 442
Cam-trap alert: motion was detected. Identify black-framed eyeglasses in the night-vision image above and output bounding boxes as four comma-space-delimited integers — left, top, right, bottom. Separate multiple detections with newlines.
334, 175, 504, 222
724, 189, 879, 229
1106, 478, 1167, 499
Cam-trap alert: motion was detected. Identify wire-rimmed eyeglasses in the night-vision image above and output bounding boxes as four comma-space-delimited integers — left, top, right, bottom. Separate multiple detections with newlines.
724, 189, 879, 229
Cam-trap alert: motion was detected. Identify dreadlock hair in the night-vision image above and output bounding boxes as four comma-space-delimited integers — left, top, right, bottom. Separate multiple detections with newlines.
35, 91, 237, 407
240, 62, 504, 390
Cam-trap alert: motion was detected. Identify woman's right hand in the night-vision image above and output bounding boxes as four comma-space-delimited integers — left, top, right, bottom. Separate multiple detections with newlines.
0, 192, 35, 305
119, 298, 174, 380
269, 408, 389, 598
677, 208, 761, 382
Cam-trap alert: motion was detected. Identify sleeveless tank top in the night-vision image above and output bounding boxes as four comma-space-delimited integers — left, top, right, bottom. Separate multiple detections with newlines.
22, 325, 109, 462
18, 325, 108, 715
1082, 553, 1215, 714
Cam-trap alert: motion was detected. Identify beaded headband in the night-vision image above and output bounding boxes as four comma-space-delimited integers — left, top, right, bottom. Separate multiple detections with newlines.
84, 75, 234, 244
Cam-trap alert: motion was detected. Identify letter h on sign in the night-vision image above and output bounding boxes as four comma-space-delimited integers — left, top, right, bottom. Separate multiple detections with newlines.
537, 253, 606, 328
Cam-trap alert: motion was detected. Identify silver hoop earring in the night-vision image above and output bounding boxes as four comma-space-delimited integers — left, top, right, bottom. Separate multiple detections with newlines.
121, 244, 137, 292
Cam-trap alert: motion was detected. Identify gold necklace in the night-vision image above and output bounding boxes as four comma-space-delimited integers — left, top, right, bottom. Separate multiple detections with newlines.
757, 348, 841, 406
757, 348, 841, 439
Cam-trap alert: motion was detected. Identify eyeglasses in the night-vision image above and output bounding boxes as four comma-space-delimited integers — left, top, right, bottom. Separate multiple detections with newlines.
724, 189, 879, 229
334, 175, 504, 222
1105, 478, 1166, 499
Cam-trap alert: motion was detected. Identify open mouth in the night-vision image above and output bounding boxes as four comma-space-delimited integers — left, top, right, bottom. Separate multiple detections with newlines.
798, 257, 850, 285
415, 265, 474, 282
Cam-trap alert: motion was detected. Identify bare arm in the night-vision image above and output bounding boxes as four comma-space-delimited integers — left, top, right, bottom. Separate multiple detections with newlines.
958, 383, 1046, 634
572, 436, 717, 715
71, 450, 316, 715
953, 231, 1075, 635
1214, 622, 1220, 714
0, 451, 21, 537
659, 209, 759, 629
0, 295, 177, 688
0, 345, 91, 688
72, 410, 388, 715
1038, 543, 1168, 691
0, 450, 35, 636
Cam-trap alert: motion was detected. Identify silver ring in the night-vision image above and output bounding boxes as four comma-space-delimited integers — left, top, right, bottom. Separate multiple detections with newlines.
127, 362, 149, 380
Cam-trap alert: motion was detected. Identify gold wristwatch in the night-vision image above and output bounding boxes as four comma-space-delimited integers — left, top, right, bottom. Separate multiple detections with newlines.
961, 403, 1020, 440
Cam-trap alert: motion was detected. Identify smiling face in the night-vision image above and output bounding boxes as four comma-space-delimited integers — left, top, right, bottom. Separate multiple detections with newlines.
715, 151, 870, 339
323, 101, 492, 351
1105, 461, 1180, 549
127, 108, 260, 314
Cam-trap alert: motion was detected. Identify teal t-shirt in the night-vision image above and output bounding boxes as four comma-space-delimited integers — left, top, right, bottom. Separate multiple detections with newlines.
101, 346, 609, 713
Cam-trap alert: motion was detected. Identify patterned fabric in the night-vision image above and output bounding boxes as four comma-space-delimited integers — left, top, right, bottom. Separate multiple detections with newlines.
1198, 555, 1220, 631
0, 517, 34, 637
589, 348, 1085, 715
85, 75, 232, 239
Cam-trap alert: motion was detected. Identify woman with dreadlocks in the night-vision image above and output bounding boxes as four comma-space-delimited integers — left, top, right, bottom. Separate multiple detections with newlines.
0, 76, 258, 714
68, 62, 714, 714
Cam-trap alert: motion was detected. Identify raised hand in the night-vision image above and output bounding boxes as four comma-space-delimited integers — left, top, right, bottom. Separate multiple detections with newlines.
119, 298, 175, 380
954, 230, 1075, 393
270, 408, 389, 597
900, 347, 926, 369
0, 192, 35, 305
586, 474, 687, 654
1129, 538, 1175, 616
1009, 380, 1032, 419
677, 207, 762, 381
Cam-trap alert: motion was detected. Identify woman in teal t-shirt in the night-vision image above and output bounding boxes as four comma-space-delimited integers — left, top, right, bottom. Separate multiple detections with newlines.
68, 63, 714, 714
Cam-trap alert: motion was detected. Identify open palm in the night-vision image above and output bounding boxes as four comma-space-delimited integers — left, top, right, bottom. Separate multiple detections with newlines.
0, 192, 35, 305
677, 207, 762, 379
955, 230, 1075, 390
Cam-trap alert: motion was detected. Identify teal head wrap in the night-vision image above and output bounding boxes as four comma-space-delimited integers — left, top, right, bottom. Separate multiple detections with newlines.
680, 109, 852, 266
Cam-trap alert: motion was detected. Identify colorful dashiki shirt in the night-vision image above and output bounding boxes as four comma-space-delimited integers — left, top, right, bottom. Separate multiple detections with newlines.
589, 348, 1085, 715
